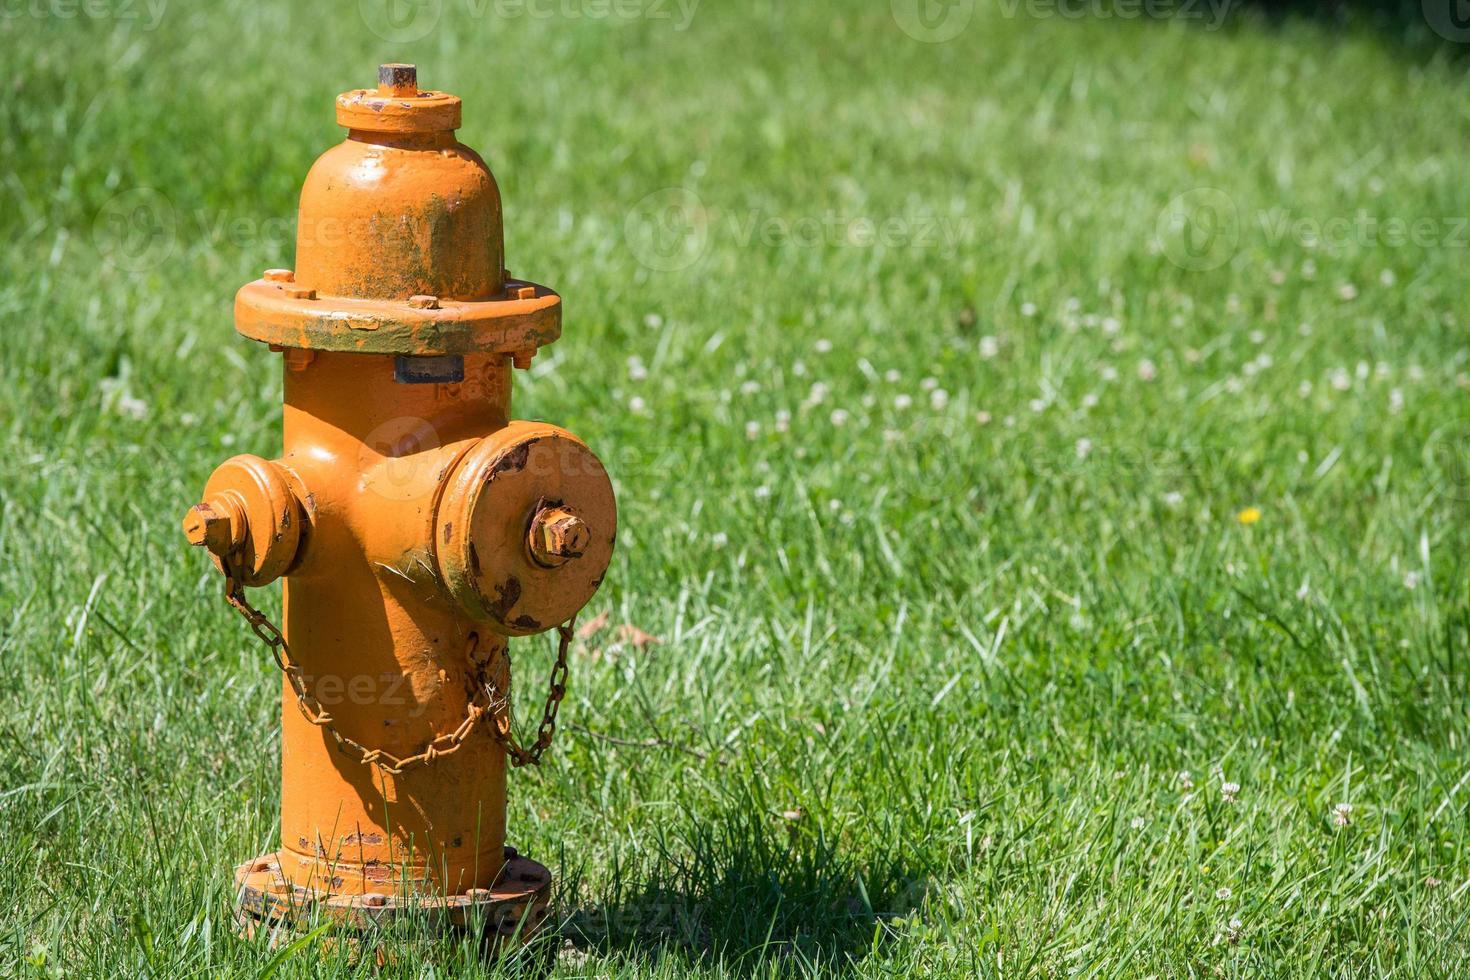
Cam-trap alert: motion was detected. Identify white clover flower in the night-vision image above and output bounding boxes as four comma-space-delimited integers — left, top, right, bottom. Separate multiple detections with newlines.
1332, 802, 1353, 827
1075, 438, 1093, 459
1163, 491, 1184, 509
1177, 770, 1194, 790
1081, 392, 1099, 409
740, 380, 760, 395
894, 394, 913, 410
1020, 302, 1037, 318
1215, 887, 1232, 900
930, 389, 950, 410
814, 338, 833, 353
975, 411, 992, 425
745, 421, 760, 440
1137, 359, 1157, 381
979, 336, 999, 359
1221, 781, 1241, 804
711, 531, 728, 548
1404, 571, 1420, 590
629, 395, 647, 413
921, 377, 939, 392
829, 409, 850, 427
627, 356, 649, 381
753, 485, 771, 500
885, 368, 901, 383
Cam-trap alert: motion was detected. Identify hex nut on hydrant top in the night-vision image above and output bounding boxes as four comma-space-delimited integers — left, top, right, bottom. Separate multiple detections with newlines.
183, 64, 616, 948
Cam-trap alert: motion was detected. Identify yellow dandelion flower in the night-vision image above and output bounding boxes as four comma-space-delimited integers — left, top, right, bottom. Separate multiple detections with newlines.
1236, 507, 1261, 525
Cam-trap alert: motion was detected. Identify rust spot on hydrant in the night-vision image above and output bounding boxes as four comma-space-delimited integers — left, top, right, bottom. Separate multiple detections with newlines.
183, 63, 614, 947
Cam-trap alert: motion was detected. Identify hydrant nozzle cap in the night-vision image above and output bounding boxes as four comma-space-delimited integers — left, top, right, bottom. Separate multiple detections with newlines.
336, 63, 461, 134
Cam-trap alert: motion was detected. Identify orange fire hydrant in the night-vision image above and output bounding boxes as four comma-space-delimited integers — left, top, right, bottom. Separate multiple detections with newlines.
182, 64, 615, 945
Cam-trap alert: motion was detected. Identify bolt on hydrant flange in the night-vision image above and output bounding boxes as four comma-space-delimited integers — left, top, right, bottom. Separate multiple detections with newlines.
183, 64, 616, 955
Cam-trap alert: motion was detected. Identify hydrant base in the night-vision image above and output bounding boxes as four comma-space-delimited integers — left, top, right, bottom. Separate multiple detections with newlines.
232, 847, 553, 954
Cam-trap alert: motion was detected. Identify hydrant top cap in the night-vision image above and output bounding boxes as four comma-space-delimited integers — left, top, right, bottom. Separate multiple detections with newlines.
336, 63, 462, 134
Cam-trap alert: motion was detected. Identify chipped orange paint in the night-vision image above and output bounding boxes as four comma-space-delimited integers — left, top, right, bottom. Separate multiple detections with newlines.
183, 65, 615, 925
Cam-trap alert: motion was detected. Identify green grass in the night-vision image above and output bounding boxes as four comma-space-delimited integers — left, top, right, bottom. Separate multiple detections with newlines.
3, 1, 1470, 976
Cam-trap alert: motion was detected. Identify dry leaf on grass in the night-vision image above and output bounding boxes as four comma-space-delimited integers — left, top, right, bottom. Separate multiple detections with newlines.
616, 624, 661, 649
576, 610, 610, 639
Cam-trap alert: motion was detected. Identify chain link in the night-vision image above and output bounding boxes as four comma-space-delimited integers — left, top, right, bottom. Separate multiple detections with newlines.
219, 569, 573, 775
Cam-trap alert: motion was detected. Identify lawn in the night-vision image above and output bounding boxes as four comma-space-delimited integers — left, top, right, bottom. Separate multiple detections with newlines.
2, 0, 1469, 976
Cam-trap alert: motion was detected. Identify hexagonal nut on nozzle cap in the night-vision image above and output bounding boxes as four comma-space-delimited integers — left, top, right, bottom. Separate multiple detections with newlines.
528, 507, 590, 568
182, 500, 237, 556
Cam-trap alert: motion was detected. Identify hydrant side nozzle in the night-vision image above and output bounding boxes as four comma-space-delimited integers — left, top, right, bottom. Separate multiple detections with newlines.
191, 455, 306, 589
435, 422, 616, 636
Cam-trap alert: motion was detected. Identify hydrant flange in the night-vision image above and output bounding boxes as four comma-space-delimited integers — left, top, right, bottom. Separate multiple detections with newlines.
233, 276, 561, 356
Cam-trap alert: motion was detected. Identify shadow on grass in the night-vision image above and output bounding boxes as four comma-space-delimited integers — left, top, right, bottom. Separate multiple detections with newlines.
1236, 0, 1470, 49
561, 804, 931, 975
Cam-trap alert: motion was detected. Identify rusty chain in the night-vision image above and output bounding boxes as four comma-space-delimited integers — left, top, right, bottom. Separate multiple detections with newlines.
219, 568, 573, 775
